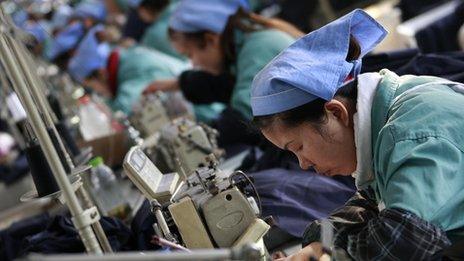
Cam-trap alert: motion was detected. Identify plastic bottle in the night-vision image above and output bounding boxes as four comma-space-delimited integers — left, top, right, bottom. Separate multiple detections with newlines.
78, 95, 113, 140
89, 157, 128, 218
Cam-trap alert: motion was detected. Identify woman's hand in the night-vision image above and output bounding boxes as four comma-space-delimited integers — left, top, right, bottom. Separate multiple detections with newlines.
143, 79, 179, 94
274, 242, 326, 261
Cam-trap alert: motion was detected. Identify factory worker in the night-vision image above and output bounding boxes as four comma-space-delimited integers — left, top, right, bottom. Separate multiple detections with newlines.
138, 0, 186, 60
21, 21, 49, 56
47, 1, 106, 67
49, 4, 73, 32
67, 25, 183, 115
251, 9, 464, 260
47, 21, 85, 67
143, 0, 302, 146
67, 25, 222, 121
74, 0, 107, 25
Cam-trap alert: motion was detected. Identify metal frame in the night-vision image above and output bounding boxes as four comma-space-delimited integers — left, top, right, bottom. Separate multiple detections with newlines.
0, 7, 103, 254
22, 244, 262, 261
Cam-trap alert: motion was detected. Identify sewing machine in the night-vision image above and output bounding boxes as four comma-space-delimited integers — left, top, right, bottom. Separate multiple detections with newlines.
130, 92, 193, 138
123, 146, 269, 258
141, 117, 223, 180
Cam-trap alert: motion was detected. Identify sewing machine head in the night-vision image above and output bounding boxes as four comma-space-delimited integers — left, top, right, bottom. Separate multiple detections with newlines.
123, 146, 268, 253
130, 93, 171, 137
152, 117, 223, 179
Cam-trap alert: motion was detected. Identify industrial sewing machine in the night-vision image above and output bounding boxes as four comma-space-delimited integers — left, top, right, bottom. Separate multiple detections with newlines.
130, 92, 193, 138
123, 146, 269, 258
155, 117, 224, 178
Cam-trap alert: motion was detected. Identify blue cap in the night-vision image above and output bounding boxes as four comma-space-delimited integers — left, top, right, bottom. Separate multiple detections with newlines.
74, 0, 107, 22
47, 21, 85, 60
68, 25, 111, 83
12, 10, 28, 27
169, 0, 249, 33
51, 5, 73, 30
22, 21, 48, 43
251, 9, 387, 116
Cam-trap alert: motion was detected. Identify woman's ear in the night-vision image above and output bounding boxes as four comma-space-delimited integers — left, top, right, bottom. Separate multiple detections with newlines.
324, 99, 350, 126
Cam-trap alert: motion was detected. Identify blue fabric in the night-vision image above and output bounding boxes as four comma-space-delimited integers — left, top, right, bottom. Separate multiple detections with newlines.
248, 168, 355, 237
130, 200, 160, 250
0, 214, 49, 261
415, 2, 464, 53
0, 214, 132, 260
74, 0, 107, 22
68, 25, 111, 83
12, 10, 28, 27
122, 8, 151, 40
47, 21, 85, 60
250, 9, 387, 116
362, 50, 464, 83
169, 0, 249, 33
22, 22, 47, 43
0, 153, 29, 185
50, 5, 73, 30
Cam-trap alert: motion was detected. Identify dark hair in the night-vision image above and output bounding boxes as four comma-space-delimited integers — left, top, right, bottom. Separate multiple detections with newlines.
252, 36, 361, 131
139, 0, 169, 14
52, 50, 74, 70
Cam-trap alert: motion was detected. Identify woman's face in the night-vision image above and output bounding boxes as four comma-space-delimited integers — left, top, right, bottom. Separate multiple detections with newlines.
261, 99, 357, 176
171, 32, 224, 75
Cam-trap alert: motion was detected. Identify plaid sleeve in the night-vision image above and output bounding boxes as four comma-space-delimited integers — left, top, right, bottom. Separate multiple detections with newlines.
302, 189, 451, 260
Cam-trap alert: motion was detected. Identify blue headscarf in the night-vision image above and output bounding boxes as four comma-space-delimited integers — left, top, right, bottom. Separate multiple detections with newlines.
251, 9, 387, 116
51, 5, 73, 30
68, 25, 111, 83
22, 21, 48, 44
47, 21, 85, 60
74, 0, 107, 22
12, 10, 28, 27
169, 0, 250, 33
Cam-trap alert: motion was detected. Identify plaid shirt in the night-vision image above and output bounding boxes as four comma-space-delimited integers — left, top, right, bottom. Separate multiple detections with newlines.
302, 189, 451, 260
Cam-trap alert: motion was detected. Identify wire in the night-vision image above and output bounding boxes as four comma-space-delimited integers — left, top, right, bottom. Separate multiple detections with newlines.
229, 170, 262, 215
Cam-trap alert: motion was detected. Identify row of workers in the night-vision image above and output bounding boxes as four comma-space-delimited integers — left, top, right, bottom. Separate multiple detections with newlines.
18, 0, 464, 260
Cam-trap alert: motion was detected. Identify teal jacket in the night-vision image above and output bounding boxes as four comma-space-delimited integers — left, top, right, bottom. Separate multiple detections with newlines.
371, 69, 464, 242
110, 46, 187, 114
232, 29, 295, 120
140, 2, 185, 60
110, 46, 223, 122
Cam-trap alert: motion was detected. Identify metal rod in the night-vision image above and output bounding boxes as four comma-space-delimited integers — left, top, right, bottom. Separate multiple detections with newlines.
76, 186, 114, 254
24, 250, 233, 261
10, 36, 74, 169
0, 33, 102, 254
151, 200, 174, 241
21, 43, 58, 124
2, 9, 109, 251
151, 236, 191, 252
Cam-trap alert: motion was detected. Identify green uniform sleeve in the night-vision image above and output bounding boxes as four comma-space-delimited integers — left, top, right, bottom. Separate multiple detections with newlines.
110, 78, 152, 114
375, 129, 464, 231
193, 103, 226, 124
231, 52, 263, 120
231, 30, 294, 120
112, 46, 189, 114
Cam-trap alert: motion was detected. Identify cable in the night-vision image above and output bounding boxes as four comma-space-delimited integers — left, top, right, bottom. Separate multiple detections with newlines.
229, 170, 262, 215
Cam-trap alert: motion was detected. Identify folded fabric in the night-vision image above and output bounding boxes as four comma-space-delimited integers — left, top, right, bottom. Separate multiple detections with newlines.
248, 168, 355, 237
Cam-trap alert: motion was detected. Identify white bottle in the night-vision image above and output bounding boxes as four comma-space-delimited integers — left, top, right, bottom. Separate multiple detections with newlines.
78, 95, 113, 140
